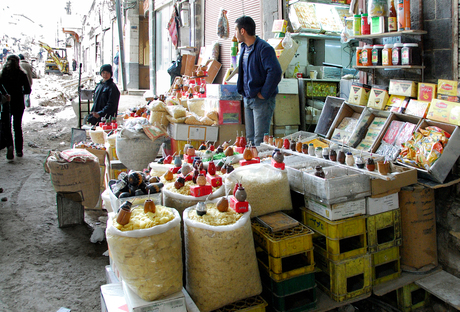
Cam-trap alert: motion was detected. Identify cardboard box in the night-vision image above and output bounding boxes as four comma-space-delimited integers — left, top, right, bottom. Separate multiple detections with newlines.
122, 281, 186, 312
367, 85, 390, 110
268, 38, 299, 75
218, 124, 245, 146
418, 83, 437, 102
163, 138, 202, 157
405, 99, 431, 118
367, 192, 399, 215
168, 123, 219, 142
399, 185, 438, 270
77, 147, 109, 166
206, 84, 241, 100
205, 99, 242, 125
348, 83, 372, 106
306, 81, 338, 98
398, 119, 460, 183
272, 19, 288, 33
437, 79, 459, 96
181, 54, 196, 76
326, 102, 365, 140
436, 94, 460, 103
389, 80, 418, 98
306, 197, 366, 221
105, 265, 120, 284
274, 94, 300, 125
100, 283, 127, 312
206, 60, 222, 84
427, 99, 460, 126
385, 95, 409, 113
370, 165, 417, 195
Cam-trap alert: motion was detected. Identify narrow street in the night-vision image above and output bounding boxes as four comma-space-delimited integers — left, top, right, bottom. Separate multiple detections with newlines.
0, 77, 144, 311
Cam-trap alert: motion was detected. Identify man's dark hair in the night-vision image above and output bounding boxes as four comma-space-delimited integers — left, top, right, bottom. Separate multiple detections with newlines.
18, 54, 24, 60
235, 16, 256, 36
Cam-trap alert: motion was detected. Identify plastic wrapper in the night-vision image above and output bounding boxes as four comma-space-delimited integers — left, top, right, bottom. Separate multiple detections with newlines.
289, 2, 321, 32
185, 113, 202, 125
187, 98, 206, 117
184, 204, 261, 312
368, 0, 388, 17
165, 105, 186, 119
225, 163, 292, 218
148, 100, 167, 112
166, 115, 187, 123
347, 108, 374, 148
106, 207, 182, 301
149, 111, 169, 127
217, 8, 229, 39
398, 126, 450, 170
162, 183, 224, 215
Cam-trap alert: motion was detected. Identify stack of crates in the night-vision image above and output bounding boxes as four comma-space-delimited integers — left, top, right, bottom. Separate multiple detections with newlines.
367, 208, 402, 286
397, 283, 430, 312
301, 209, 372, 302
251, 218, 317, 312
213, 295, 268, 312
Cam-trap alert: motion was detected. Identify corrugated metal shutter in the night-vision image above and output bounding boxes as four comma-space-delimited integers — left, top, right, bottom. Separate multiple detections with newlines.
205, 0, 262, 84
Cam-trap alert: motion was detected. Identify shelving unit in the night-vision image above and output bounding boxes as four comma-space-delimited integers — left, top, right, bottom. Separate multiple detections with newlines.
351, 30, 427, 41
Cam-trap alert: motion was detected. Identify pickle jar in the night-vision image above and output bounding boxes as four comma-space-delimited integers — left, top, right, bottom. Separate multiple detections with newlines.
382, 44, 393, 66
371, 45, 384, 66
361, 45, 373, 66
392, 43, 404, 66
401, 43, 421, 65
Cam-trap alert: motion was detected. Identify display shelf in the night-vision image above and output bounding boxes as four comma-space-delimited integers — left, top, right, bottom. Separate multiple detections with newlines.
300, 78, 342, 83
291, 32, 341, 40
351, 30, 427, 40
373, 266, 442, 296
354, 65, 425, 70
260, 143, 395, 182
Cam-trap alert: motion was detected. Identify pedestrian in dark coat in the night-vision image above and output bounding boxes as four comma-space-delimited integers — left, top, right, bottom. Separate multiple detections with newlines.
87, 64, 120, 125
0, 54, 31, 160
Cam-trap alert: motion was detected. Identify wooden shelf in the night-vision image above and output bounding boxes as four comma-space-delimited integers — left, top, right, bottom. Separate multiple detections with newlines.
373, 266, 442, 296
291, 33, 341, 40
351, 30, 427, 40
354, 65, 425, 70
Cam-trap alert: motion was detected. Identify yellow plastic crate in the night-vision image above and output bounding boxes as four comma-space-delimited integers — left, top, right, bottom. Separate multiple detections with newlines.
302, 210, 367, 240
397, 283, 429, 312
257, 247, 315, 282
313, 233, 368, 262
251, 220, 314, 258
367, 209, 402, 253
371, 246, 401, 286
314, 251, 372, 302
213, 295, 268, 312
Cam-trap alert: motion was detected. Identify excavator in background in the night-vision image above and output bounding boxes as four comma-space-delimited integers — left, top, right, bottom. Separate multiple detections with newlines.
38, 41, 69, 75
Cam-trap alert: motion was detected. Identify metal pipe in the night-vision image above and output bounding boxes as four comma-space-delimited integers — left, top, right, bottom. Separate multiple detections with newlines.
116, 0, 127, 92
149, 0, 156, 94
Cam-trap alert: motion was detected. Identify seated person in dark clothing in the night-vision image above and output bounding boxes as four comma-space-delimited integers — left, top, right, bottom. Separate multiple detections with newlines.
87, 64, 120, 125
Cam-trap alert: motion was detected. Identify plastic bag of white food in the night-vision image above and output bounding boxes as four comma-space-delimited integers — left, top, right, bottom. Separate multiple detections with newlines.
105, 209, 182, 301
162, 185, 224, 216
225, 163, 292, 217
184, 205, 261, 312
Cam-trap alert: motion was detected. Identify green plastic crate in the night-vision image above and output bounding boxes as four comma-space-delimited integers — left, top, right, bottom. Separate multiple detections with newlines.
259, 269, 315, 297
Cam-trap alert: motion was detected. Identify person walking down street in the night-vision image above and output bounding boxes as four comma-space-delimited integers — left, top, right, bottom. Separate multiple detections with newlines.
18, 54, 33, 108
72, 59, 77, 72
235, 16, 282, 146
0, 55, 31, 160
113, 46, 119, 84
87, 64, 120, 125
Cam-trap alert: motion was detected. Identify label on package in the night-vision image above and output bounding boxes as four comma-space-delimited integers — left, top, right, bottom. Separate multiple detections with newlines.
405, 99, 430, 118
427, 99, 460, 125
307, 198, 366, 221
438, 79, 459, 96
418, 83, 437, 102
383, 120, 405, 145
389, 80, 418, 97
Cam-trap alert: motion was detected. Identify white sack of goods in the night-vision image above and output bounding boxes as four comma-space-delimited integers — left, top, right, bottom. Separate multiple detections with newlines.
106, 203, 182, 301
225, 163, 292, 217
116, 120, 168, 171
44, 149, 101, 208
162, 183, 224, 216
184, 201, 261, 312
148, 100, 169, 127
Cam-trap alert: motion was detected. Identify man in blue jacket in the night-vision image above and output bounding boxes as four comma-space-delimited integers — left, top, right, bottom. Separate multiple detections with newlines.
87, 64, 120, 125
235, 16, 282, 146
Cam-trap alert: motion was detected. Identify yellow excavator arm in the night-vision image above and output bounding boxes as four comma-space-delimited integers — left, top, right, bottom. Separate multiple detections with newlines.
38, 41, 66, 73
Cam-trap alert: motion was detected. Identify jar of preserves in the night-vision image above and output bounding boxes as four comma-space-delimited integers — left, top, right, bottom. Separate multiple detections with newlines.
361, 14, 370, 35
356, 47, 363, 66
372, 45, 384, 66
401, 43, 421, 65
382, 44, 393, 66
392, 43, 404, 65
361, 45, 373, 66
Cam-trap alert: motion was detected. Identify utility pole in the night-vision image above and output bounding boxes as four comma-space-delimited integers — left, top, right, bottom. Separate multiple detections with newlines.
116, 0, 127, 92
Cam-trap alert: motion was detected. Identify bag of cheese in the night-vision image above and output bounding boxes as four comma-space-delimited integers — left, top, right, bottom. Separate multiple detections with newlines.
184, 201, 261, 312
106, 205, 182, 301
225, 163, 292, 217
